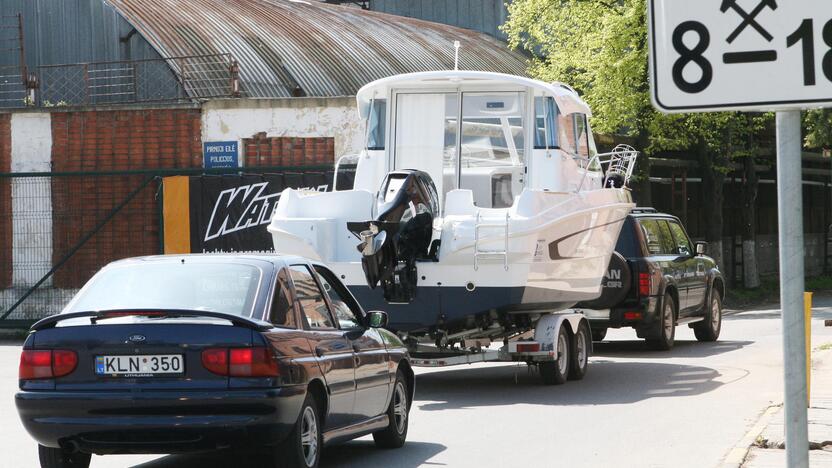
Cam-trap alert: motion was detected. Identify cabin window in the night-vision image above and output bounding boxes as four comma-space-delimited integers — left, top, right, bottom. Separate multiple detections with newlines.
534, 97, 558, 149
459, 92, 526, 208
558, 113, 578, 155
365, 99, 386, 150
575, 114, 590, 158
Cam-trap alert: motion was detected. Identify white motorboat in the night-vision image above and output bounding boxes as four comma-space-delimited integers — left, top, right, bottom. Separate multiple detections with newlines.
268, 70, 637, 338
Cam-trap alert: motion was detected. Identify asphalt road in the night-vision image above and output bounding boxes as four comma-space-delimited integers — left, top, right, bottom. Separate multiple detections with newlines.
2, 298, 832, 468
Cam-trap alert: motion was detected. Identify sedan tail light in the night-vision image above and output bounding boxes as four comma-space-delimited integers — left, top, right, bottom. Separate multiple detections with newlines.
19, 349, 78, 380
201, 347, 279, 377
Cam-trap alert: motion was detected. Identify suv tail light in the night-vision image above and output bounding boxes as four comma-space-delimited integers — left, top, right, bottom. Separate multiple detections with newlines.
201, 347, 279, 377
638, 272, 651, 297
19, 349, 78, 380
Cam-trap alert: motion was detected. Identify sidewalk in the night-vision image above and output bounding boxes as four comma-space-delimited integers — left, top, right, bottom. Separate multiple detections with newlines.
740, 347, 832, 467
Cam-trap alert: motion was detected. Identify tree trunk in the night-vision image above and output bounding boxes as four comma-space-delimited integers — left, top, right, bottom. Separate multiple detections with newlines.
699, 142, 725, 270
741, 136, 761, 288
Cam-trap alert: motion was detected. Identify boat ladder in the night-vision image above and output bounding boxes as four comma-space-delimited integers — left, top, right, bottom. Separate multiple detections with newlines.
474, 212, 509, 271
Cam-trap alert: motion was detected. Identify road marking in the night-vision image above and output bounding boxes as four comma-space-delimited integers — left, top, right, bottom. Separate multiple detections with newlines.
720, 404, 781, 468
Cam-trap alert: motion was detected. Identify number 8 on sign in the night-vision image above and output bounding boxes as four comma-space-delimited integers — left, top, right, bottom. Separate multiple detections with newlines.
672, 21, 713, 94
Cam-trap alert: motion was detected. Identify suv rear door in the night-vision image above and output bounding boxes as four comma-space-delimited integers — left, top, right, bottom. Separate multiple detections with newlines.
638, 218, 688, 310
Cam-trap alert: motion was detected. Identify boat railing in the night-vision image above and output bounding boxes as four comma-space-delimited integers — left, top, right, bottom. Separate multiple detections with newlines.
575, 144, 639, 192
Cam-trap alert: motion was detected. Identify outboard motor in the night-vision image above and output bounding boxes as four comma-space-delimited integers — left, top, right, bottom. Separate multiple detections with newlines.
347, 170, 439, 303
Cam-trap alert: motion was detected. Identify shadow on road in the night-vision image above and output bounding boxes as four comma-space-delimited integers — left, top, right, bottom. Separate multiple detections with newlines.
415, 358, 729, 411
130, 441, 447, 468
592, 339, 753, 359
725, 310, 832, 321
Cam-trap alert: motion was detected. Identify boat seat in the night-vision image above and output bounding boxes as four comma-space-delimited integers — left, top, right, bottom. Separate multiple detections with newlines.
444, 189, 477, 217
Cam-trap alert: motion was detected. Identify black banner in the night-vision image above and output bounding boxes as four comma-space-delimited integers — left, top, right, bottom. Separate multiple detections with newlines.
188, 169, 353, 253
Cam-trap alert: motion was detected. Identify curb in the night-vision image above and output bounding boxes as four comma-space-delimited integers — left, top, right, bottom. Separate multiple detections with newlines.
720, 404, 781, 468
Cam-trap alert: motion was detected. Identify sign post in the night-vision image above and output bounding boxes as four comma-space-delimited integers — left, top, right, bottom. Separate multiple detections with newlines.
775, 110, 809, 468
647, 2, 832, 466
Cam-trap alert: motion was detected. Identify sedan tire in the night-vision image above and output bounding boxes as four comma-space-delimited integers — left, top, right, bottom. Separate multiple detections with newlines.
274, 393, 322, 468
373, 370, 410, 449
38, 445, 90, 468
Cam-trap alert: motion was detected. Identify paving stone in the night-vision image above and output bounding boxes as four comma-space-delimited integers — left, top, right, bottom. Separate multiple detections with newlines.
743, 448, 832, 468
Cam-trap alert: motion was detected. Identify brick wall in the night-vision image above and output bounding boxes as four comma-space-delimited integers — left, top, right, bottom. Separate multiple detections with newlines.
50, 109, 202, 287
0, 114, 10, 288
243, 135, 334, 167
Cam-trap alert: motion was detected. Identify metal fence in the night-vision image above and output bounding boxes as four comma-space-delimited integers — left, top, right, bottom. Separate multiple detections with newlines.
36, 54, 240, 106
0, 166, 346, 329
0, 53, 240, 108
0, 64, 25, 107
0, 14, 26, 108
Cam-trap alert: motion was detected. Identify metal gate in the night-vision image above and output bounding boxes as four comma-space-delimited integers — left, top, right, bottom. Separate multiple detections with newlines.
0, 165, 348, 328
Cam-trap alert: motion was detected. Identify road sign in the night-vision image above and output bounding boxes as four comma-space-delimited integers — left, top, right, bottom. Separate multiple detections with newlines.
649, 0, 832, 112
203, 141, 239, 169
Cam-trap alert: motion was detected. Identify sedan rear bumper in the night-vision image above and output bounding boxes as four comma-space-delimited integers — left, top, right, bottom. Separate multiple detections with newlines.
15, 386, 305, 454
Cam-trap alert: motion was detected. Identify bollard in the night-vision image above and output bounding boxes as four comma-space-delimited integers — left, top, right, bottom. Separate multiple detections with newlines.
805, 292, 813, 406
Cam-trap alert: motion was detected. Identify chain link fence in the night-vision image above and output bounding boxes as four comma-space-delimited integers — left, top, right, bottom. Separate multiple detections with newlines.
0, 166, 349, 328
36, 54, 239, 107
0, 54, 240, 108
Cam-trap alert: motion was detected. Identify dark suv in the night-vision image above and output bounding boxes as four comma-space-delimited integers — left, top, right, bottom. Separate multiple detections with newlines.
576, 208, 725, 350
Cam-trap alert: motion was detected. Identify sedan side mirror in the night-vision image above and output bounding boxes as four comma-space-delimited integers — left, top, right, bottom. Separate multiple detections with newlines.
695, 241, 707, 256
366, 310, 388, 329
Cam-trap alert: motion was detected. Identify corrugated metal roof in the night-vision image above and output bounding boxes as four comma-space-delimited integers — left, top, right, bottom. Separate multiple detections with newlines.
104, 0, 529, 98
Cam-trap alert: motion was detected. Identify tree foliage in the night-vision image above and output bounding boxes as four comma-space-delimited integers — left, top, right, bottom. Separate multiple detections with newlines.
804, 109, 832, 150
502, 0, 772, 164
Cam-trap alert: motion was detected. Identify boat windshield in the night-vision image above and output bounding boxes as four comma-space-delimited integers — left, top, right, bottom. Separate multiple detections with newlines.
393, 91, 527, 209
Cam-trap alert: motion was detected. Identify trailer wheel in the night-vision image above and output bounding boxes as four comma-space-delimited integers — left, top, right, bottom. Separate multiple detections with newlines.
540, 326, 569, 385
568, 322, 590, 381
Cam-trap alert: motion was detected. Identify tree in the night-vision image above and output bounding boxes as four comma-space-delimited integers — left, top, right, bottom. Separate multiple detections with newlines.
503, 0, 772, 282
503, 0, 655, 204
804, 109, 832, 155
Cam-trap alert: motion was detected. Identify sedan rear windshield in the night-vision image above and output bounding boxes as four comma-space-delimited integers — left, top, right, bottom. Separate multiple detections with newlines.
65, 262, 262, 317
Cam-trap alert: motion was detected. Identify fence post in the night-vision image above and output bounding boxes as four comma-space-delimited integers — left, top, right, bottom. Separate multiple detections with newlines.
229, 59, 240, 97
82, 63, 89, 105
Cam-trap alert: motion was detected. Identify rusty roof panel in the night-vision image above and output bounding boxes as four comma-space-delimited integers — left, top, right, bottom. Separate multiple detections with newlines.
104, 0, 529, 98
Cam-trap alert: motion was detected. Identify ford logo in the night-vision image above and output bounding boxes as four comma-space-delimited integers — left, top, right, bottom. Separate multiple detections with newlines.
127, 334, 146, 343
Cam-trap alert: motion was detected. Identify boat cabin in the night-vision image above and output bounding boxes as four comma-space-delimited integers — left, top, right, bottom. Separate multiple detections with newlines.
341, 70, 602, 212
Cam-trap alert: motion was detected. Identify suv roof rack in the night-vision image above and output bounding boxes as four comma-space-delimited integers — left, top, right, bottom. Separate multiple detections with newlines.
630, 207, 658, 214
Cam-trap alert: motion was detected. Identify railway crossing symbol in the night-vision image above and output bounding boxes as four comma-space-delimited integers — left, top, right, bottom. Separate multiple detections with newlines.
648, 0, 832, 112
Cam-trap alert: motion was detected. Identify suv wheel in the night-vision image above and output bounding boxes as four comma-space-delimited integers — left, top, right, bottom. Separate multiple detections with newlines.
647, 292, 676, 351
694, 291, 722, 342
591, 327, 607, 342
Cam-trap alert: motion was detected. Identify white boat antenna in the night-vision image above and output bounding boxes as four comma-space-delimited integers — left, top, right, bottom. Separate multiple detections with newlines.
454, 41, 460, 70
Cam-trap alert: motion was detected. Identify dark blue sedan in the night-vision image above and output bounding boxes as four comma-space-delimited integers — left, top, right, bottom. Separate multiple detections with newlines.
16, 254, 413, 468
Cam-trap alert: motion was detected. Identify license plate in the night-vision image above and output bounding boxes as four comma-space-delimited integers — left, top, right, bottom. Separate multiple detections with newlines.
95, 354, 184, 376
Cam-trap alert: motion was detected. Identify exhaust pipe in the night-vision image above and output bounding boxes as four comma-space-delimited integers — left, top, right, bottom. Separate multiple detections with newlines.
63, 440, 81, 454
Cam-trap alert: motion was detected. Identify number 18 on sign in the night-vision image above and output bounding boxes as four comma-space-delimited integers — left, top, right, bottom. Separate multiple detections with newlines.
649, 0, 832, 112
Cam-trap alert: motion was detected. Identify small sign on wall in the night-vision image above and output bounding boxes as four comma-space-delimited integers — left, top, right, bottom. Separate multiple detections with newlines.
203, 141, 239, 169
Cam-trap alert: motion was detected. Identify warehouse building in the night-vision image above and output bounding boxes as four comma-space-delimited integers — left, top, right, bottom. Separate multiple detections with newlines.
0, 0, 529, 323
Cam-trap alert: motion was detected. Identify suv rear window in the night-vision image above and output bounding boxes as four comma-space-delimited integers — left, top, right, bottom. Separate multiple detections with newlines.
615, 217, 641, 257
638, 218, 677, 255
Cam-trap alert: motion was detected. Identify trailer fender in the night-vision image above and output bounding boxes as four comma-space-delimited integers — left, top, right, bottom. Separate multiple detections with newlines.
533, 313, 590, 354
